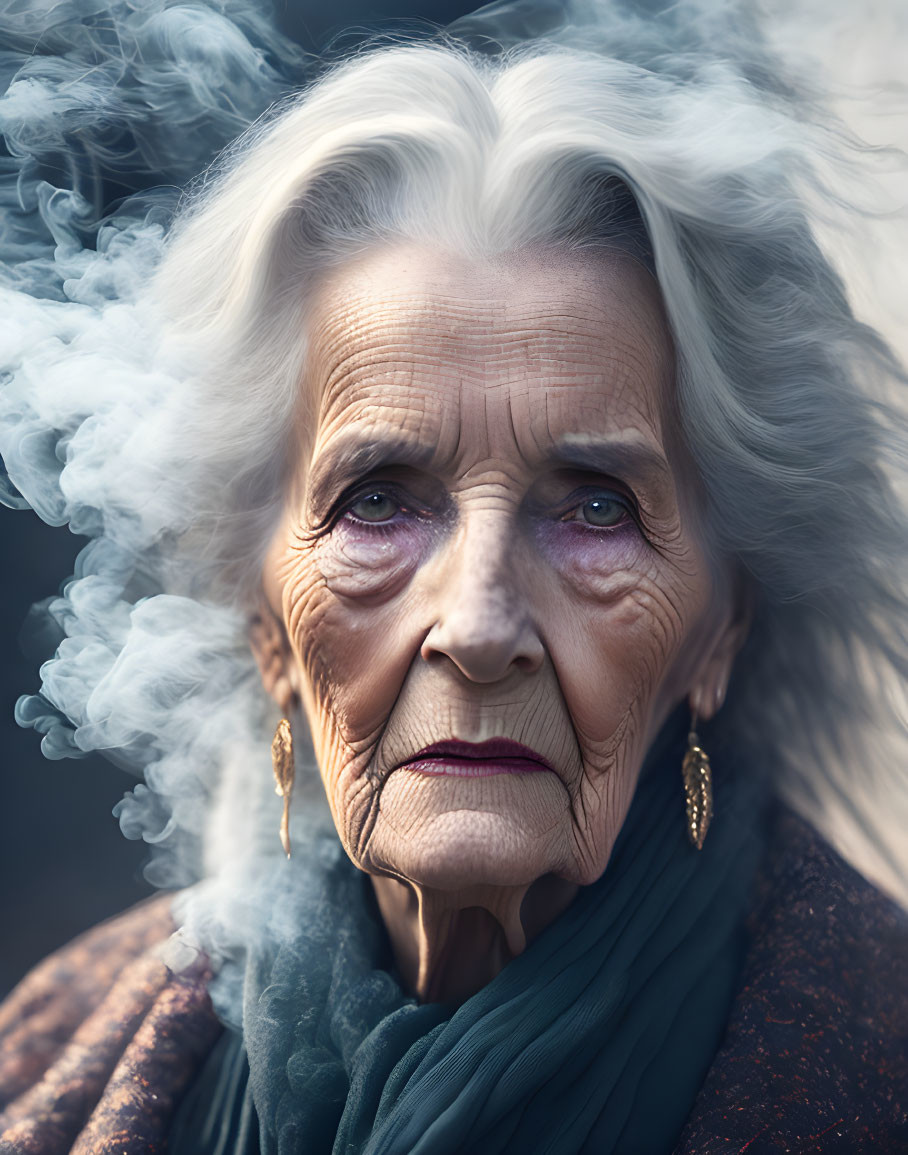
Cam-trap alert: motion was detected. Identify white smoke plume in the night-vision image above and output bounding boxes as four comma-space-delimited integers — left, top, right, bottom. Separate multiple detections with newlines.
0, 0, 315, 899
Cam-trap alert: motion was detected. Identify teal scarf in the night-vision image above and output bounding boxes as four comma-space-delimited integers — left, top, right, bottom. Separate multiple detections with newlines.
172, 711, 765, 1154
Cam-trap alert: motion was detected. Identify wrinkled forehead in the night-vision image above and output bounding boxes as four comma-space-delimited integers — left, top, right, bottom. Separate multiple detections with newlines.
301, 243, 677, 468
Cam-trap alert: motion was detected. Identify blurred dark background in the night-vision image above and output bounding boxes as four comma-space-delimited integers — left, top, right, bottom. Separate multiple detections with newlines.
0, 0, 482, 997
0, 507, 153, 996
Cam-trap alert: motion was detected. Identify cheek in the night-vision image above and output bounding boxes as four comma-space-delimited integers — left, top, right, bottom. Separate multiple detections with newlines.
535, 523, 693, 750
285, 521, 435, 752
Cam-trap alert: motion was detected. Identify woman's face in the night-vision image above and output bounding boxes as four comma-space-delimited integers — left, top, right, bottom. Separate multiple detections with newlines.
256, 243, 744, 893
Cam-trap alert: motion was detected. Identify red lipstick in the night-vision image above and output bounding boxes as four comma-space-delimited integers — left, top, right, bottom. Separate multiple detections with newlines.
400, 738, 556, 778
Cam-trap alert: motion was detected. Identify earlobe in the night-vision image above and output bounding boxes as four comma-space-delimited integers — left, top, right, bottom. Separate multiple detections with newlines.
248, 597, 298, 716
688, 671, 729, 722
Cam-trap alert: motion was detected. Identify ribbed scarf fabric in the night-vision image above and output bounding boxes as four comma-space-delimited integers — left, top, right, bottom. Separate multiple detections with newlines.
171, 713, 766, 1155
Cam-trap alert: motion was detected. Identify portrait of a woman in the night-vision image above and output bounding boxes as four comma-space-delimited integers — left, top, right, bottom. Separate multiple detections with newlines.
0, 0, 905, 1152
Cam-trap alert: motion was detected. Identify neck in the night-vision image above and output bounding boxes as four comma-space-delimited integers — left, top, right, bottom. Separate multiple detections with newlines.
370, 873, 579, 1004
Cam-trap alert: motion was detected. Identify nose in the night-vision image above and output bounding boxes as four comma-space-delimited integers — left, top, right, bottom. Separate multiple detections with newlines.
420, 511, 544, 683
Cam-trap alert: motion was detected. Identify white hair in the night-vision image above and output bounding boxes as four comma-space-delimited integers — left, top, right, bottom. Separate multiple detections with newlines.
3, 23, 906, 902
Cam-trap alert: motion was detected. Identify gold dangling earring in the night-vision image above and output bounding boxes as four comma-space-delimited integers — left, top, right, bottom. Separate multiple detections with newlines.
271, 718, 295, 858
682, 709, 713, 850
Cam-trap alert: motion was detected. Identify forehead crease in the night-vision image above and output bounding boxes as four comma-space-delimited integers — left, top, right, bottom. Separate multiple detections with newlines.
313, 303, 660, 404
318, 298, 628, 343
315, 274, 628, 335
305, 256, 674, 463
314, 391, 442, 449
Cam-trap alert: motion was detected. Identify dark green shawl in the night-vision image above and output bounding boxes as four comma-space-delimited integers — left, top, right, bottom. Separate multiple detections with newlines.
171, 710, 765, 1154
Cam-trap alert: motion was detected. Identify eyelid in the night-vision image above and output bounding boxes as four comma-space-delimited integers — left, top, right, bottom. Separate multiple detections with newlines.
320, 480, 430, 533
555, 484, 638, 518
551, 485, 655, 544
312, 477, 644, 537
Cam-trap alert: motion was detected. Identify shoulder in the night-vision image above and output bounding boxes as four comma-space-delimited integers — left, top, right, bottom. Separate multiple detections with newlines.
676, 807, 908, 1154
0, 895, 221, 1154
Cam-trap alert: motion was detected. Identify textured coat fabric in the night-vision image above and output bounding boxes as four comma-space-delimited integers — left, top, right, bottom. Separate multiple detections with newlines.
1, 810, 905, 1153
674, 809, 908, 1153
0, 896, 219, 1154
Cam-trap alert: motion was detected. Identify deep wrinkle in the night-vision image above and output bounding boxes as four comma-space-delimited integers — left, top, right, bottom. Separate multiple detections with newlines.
253, 242, 749, 1004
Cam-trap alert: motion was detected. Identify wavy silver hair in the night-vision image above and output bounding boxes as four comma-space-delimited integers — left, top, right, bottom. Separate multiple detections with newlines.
2, 13, 906, 900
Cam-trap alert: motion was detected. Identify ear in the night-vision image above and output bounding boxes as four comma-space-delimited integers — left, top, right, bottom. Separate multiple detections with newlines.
248, 595, 299, 717
688, 576, 754, 722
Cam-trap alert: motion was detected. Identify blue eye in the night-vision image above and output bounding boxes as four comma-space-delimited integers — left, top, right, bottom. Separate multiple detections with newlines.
564, 494, 629, 528
347, 491, 400, 523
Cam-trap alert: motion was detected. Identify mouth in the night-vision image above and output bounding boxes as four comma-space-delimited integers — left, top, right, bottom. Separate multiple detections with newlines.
398, 738, 558, 778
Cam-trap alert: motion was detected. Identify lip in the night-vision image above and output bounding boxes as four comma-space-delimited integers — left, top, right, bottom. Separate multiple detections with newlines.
398, 738, 557, 778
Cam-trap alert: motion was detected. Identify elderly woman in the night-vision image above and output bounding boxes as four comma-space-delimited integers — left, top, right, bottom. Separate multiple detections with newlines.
0, 3, 906, 1153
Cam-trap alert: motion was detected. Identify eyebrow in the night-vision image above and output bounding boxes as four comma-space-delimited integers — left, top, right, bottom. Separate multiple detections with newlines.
545, 434, 675, 508
306, 434, 439, 519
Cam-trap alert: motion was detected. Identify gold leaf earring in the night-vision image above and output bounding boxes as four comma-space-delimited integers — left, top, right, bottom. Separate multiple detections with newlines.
271, 717, 295, 858
682, 709, 713, 850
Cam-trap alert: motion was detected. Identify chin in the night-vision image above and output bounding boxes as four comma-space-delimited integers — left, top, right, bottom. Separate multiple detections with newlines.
362, 768, 571, 891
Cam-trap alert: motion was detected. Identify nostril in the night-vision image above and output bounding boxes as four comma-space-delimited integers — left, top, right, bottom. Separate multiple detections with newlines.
420, 615, 544, 683
514, 639, 545, 674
